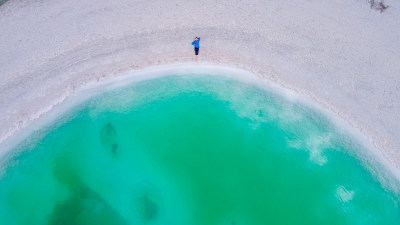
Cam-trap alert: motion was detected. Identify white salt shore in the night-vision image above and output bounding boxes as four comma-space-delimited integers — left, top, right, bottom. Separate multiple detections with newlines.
0, 0, 399, 181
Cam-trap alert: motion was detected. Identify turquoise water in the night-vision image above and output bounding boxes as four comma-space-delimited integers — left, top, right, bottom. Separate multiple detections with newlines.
0, 74, 399, 225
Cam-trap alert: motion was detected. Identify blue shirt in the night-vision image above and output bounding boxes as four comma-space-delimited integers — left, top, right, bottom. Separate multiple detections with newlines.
192, 37, 200, 48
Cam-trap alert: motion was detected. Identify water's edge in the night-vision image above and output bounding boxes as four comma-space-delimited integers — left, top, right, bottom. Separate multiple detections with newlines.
1, 64, 399, 195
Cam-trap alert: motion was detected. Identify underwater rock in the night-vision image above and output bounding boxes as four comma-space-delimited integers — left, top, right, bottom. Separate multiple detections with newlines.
48, 185, 128, 225
132, 189, 161, 223
257, 109, 264, 118
50, 162, 128, 225
137, 194, 159, 222
100, 123, 119, 154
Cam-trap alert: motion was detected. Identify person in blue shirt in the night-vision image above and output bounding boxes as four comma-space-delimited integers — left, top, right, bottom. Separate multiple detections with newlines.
191, 37, 200, 60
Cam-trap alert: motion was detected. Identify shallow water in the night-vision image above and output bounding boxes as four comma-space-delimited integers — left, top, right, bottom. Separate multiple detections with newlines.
0, 74, 399, 225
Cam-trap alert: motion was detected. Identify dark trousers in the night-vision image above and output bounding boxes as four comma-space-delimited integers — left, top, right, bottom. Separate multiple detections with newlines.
194, 47, 199, 55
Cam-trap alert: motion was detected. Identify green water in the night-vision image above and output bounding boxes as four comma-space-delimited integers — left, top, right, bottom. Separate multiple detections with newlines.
0, 74, 399, 225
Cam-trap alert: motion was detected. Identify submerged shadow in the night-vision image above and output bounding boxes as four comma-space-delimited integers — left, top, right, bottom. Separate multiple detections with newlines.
100, 123, 119, 154
49, 161, 128, 225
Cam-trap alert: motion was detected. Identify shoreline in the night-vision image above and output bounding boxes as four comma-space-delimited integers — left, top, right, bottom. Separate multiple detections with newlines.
1, 64, 400, 195
1, 1, 399, 190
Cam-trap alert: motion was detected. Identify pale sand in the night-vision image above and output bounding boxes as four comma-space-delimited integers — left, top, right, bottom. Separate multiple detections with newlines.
0, 0, 399, 177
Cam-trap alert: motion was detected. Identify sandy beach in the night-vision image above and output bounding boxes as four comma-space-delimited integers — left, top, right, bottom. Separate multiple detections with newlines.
0, 0, 399, 176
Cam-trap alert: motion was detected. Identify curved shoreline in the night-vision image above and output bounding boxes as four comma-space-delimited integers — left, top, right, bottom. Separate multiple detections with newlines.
1, 64, 400, 195
1, 1, 399, 186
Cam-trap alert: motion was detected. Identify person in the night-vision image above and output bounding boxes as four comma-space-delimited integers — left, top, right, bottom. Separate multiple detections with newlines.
191, 37, 200, 60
